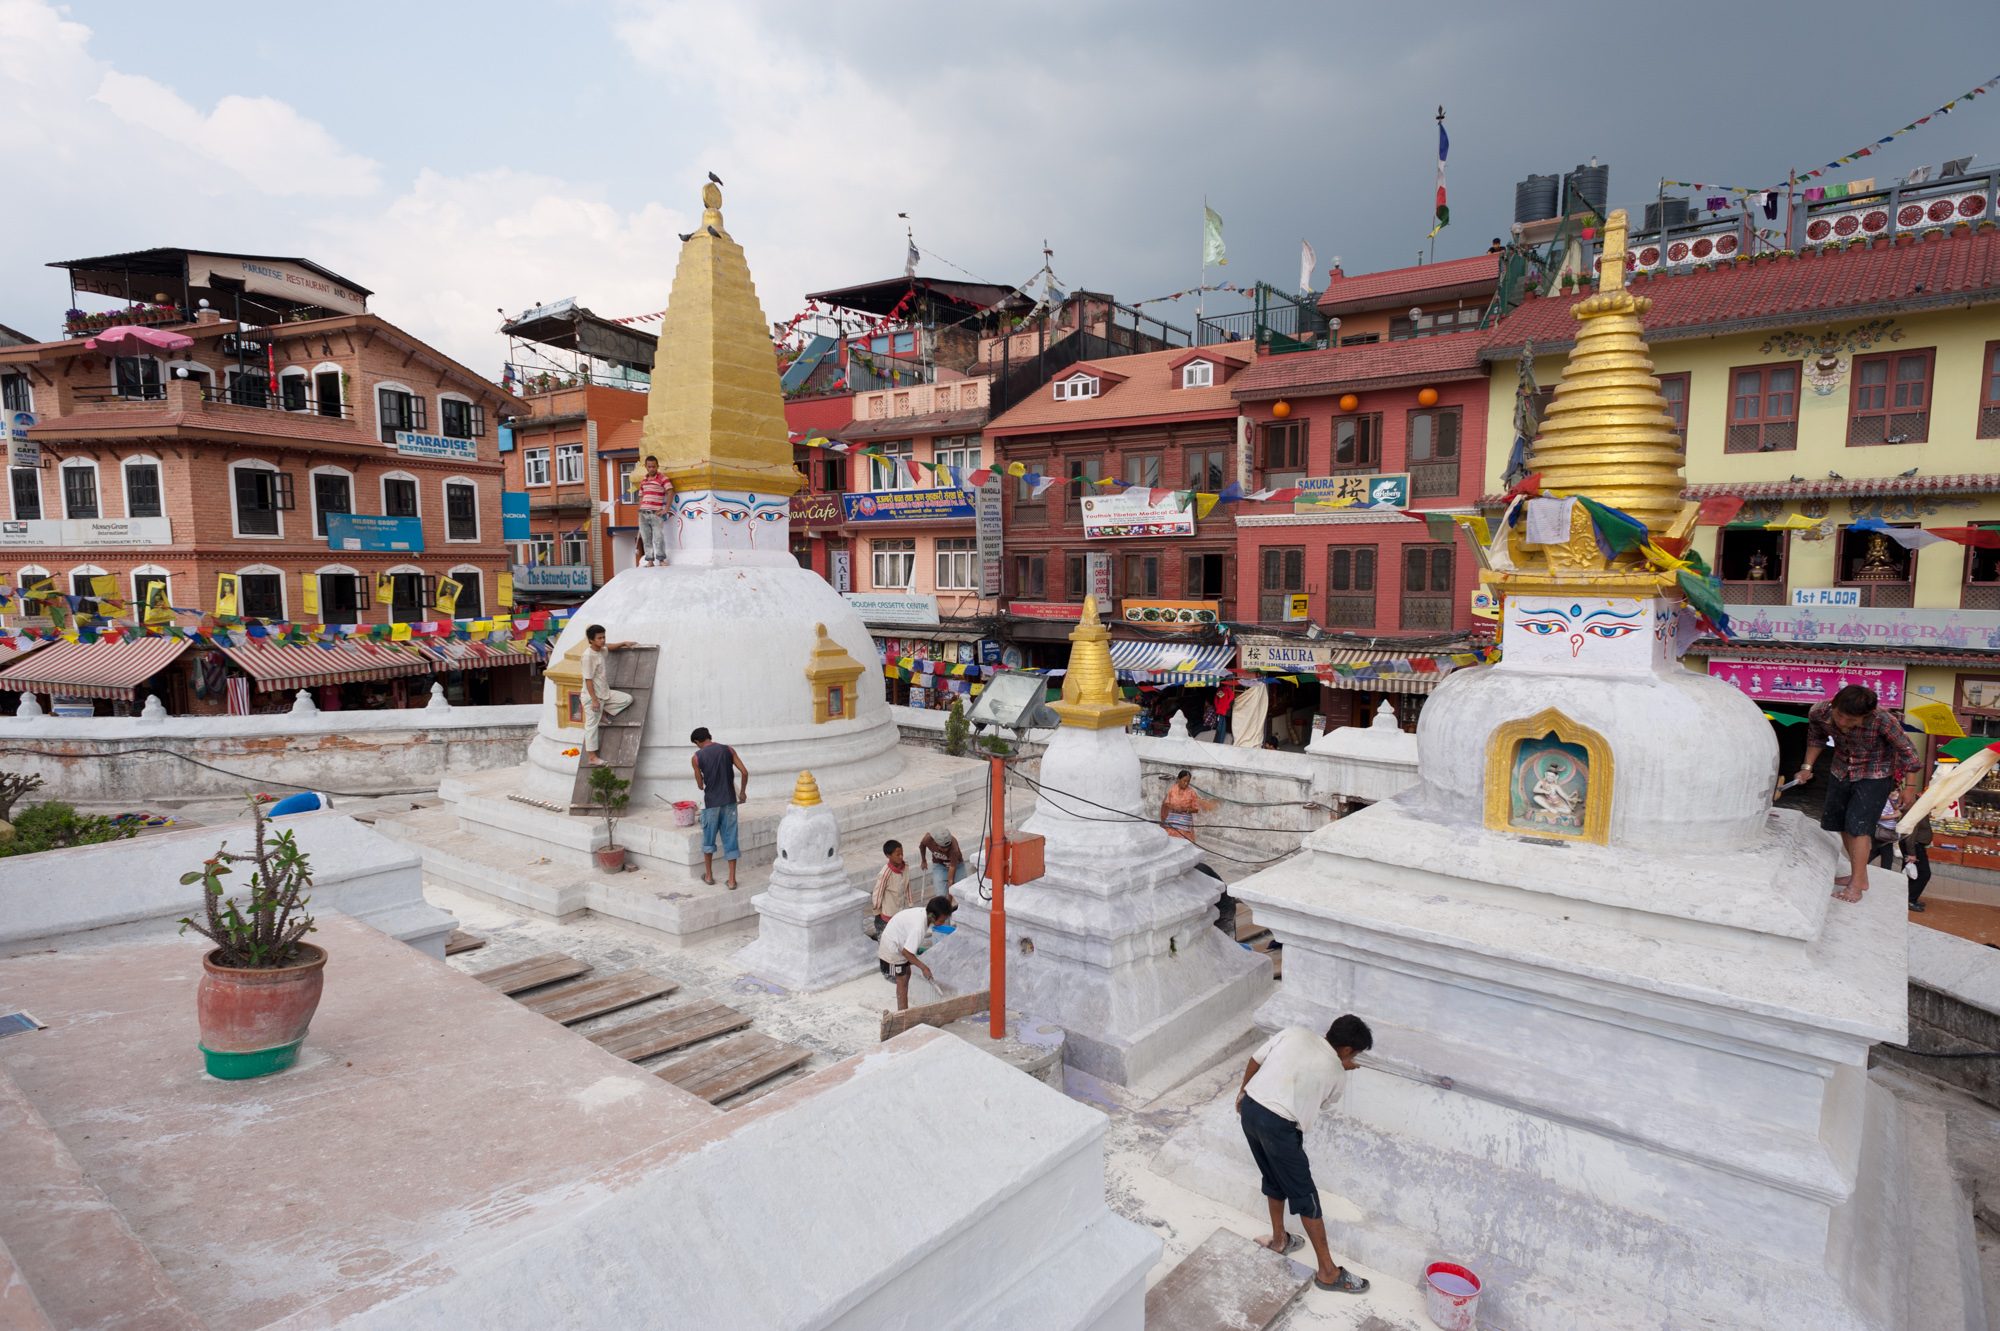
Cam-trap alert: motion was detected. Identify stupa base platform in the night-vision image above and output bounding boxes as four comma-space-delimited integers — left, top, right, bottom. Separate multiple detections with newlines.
381, 753, 988, 943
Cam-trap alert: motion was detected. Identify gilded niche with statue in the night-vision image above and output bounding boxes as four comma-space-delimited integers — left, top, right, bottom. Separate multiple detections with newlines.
804, 624, 865, 723
1484, 708, 1614, 845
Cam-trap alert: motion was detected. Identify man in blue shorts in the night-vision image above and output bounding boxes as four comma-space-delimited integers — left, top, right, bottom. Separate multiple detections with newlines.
690, 727, 748, 889
1797, 684, 1916, 904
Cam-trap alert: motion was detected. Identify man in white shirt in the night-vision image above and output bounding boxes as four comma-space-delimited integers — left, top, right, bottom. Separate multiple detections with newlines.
1236, 1014, 1374, 1295
877, 895, 956, 1012
579, 624, 637, 768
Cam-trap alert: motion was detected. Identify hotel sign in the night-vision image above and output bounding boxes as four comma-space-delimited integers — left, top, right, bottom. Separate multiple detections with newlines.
0, 517, 172, 547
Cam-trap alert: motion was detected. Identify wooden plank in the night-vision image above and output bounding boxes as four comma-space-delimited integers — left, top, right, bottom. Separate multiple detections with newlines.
567, 646, 659, 814
470, 952, 591, 995
444, 930, 486, 956
1144, 1228, 1309, 1331
584, 1000, 750, 1062
654, 1032, 812, 1103
518, 972, 678, 1025
879, 989, 990, 1043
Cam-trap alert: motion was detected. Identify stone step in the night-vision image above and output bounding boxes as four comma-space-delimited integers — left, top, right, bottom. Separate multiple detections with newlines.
1144, 1228, 1309, 1331
518, 972, 679, 1025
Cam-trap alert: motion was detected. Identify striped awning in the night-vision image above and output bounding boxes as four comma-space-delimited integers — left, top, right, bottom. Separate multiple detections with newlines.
1312, 648, 1441, 696
1107, 640, 1235, 683
417, 638, 540, 671
221, 639, 433, 693
0, 639, 48, 670
0, 637, 190, 700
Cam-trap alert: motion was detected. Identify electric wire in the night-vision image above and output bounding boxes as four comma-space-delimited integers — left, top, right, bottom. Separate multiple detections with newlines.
0, 746, 424, 802
1005, 770, 1311, 868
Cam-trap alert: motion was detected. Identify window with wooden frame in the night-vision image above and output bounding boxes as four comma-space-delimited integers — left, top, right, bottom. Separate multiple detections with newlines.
1067, 456, 1102, 516
1333, 414, 1383, 469
522, 448, 550, 486
280, 372, 310, 412
1186, 446, 1228, 493
1065, 554, 1089, 600
1122, 553, 1159, 598
1725, 363, 1800, 453
1124, 453, 1162, 488
1013, 459, 1049, 504
1982, 341, 2000, 440
439, 398, 487, 441
1180, 360, 1214, 389
1259, 421, 1307, 486
388, 572, 432, 623
239, 573, 284, 621
1406, 408, 1460, 499
123, 461, 162, 518
312, 472, 352, 538
1717, 527, 1787, 604
1848, 348, 1934, 445
1958, 676, 2000, 739
1259, 546, 1304, 621
1657, 372, 1690, 439
1965, 524, 2000, 610
1400, 545, 1453, 629
232, 467, 294, 536
935, 537, 976, 591
384, 476, 420, 517
318, 572, 366, 621
1836, 524, 1916, 607
1325, 545, 1376, 627
60, 462, 98, 520
376, 387, 425, 442
1185, 551, 1226, 600
1009, 553, 1046, 599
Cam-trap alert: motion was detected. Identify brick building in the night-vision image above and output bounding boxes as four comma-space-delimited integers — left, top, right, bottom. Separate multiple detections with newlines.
0, 248, 521, 711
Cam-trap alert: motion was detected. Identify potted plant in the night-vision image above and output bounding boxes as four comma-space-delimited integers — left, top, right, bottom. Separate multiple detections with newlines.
943, 696, 970, 757
179, 797, 324, 1080
589, 764, 631, 872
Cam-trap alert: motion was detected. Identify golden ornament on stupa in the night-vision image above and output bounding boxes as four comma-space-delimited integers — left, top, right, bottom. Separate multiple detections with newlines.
1050, 597, 1140, 732
1487, 208, 1698, 599
790, 770, 823, 807
639, 180, 802, 498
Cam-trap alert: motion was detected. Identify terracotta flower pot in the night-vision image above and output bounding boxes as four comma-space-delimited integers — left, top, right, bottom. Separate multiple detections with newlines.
595, 846, 627, 873
196, 943, 326, 1080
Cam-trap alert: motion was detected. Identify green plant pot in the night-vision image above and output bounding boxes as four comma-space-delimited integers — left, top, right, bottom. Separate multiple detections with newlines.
200, 1040, 304, 1079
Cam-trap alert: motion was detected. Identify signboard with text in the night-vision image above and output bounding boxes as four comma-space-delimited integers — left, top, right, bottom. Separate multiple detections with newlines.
1723, 604, 2000, 653
975, 478, 1004, 597
394, 431, 479, 462
0, 517, 172, 547
1790, 587, 1862, 608
1008, 601, 1086, 621
502, 491, 531, 540
5, 411, 36, 465
1294, 472, 1410, 514
1080, 489, 1195, 539
187, 254, 368, 316
840, 488, 974, 523
1086, 552, 1114, 605
830, 548, 853, 593
327, 513, 424, 553
844, 592, 940, 627
510, 564, 593, 595
791, 493, 845, 528
1708, 658, 1905, 708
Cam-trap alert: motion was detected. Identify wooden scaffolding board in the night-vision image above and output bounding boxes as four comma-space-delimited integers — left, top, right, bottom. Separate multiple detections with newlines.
1144, 1228, 1309, 1331
471, 952, 592, 996
583, 1000, 752, 1062
518, 972, 678, 1025
569, 645, 661, 814
653, 1031, 812, 1104
444, 930, 486, 956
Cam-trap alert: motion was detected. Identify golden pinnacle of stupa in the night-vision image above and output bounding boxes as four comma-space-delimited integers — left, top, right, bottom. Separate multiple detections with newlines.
1491, 207, 1697, 595
791, 770, 823, 807
638, 180, 802, 498
1049, 596, 1141, 732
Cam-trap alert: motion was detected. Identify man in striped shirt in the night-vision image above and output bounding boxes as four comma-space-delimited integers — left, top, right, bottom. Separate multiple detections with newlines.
634, 455, 673, 567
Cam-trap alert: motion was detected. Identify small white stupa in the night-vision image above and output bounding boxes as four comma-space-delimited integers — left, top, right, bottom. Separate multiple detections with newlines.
734, 769, 875, 991
926, 597, 1269, 1093
1157, 212, 1937, 1331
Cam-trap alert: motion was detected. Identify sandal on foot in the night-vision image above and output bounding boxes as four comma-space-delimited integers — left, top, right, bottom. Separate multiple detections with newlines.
1315, 1269, 1368, 1294
1266, 1234, 1303, 1256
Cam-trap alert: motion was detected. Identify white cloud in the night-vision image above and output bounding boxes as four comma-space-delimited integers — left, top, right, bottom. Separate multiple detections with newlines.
92, 72, 381, 199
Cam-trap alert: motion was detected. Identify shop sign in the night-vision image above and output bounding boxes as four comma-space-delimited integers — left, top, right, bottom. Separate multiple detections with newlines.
327, 513, 424, 553
393, 431, 479, 462
975, 477, 1004, 596
1791, 587, 1861, 608
5, 411, 36, 460
844, 592, 940, 627
1120, 600, 1220, 630
1470, 587, 1498, 619
1707, 658, 1905, 708
1009, 601, 1085, 621
840, 488, 975, 522
1724, 604, 2000, 652
1294, 472, 1410, 515
187, 253, 368, 316
511, 564, 594, 594
1080, 489, 1195, 539
501, 491, 531, 540
1086, 552, 1114, 605
791, 493, 844, 527
979, 639, 1002, 664
1237, 638, 1336, 670
1286, 593, 1310, 622
830, 548, 853, 593
0, 517, 172, 547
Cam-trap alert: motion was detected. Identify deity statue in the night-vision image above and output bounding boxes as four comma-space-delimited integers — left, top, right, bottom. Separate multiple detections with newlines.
1747, 551, 1770, 581
1849, 532, 1902, 581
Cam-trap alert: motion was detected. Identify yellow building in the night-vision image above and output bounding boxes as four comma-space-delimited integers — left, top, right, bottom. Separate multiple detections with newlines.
1484, 222, 2000, 762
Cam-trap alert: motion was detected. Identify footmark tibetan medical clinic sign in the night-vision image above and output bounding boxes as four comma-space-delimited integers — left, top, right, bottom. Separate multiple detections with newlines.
1081, 490, 1194, 539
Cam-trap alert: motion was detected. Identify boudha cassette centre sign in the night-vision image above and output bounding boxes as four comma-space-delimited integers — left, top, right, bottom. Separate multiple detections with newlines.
840, 489, 974, 522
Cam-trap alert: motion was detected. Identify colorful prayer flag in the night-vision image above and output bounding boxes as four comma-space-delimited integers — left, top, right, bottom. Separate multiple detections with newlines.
1428, 114, 1450, 238
1202, 203, 1227, 267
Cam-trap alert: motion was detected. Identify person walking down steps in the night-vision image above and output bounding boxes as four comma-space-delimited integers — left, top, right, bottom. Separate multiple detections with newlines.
580, 625, 638, 768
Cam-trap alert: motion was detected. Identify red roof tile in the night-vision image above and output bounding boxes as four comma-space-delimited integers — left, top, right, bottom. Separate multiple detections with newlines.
1230, 330, 1488, 401
1317, 254, 1500, 316
986, 344, 1253, 437
836, 408, 988, 442
1484, 228, 2000, 358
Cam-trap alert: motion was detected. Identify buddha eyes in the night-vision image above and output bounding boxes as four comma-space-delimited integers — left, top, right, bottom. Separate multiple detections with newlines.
1584, 623, 1636, 639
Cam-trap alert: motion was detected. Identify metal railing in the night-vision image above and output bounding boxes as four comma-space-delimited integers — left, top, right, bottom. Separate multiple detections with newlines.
71, 383, 166, 404
1722, 580, 1787, 605
208, 385, 356, 420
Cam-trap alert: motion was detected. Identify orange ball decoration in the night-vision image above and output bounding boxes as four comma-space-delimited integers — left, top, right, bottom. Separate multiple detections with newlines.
1417, 387, 1440, 407
1337, 393, 1360, 412
1271, 400, 1292, 419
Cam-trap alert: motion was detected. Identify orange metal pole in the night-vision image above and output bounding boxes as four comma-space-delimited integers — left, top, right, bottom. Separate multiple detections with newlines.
987, 753, 1007, 1040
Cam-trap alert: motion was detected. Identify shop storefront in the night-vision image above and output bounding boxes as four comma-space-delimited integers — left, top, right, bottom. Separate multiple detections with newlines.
1233, 635, 1459, 741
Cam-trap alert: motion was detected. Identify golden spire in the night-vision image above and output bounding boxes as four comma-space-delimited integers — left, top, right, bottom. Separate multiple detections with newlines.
1049, 596, 1140, 732
1489, 208, 1696, 597
791, 770, 823, 807
639, 180, 802, 498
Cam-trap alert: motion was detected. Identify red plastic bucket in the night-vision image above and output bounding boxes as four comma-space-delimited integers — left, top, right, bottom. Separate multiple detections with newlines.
1423, 1261, 1481, 1330
671, 800, 698, 827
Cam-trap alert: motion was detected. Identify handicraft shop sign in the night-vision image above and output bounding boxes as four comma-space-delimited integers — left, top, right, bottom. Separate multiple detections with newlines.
1080, 490, 1195, 539
1707, 659, 1906, 708
1725, 604, 2000, 653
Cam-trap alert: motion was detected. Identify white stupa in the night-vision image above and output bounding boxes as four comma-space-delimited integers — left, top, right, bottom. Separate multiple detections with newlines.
1157, 213, 1948, 1330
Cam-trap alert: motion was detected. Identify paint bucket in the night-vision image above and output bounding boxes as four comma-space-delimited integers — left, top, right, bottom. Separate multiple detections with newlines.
1424, 1262, 1481, 1330
671, 800, 698, 827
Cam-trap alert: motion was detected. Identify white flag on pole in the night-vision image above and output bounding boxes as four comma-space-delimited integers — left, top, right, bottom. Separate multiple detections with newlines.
1299, 240, 1317, 295
1202, 205, 1227, 267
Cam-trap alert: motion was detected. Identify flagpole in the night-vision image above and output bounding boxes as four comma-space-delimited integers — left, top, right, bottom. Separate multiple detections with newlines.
1198, 195, 1208, 337
1428, 107, 1445, 264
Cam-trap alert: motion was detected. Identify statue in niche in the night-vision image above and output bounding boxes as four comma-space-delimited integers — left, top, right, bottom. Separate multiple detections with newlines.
1747, 550, 1771, 581
1848, 532, 1903, 582
1509, 735, 1590, 836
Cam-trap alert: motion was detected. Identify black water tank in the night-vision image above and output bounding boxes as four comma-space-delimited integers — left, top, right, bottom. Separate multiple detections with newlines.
1563, 162, 1611, 217
1644, 198, 1691, 233
1514, 174, 1560, 225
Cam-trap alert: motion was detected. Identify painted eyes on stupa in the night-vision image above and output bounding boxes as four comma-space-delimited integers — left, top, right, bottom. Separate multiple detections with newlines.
1582, 623, 1637, 640
1518, 617, 1568, 637
753, 508, 784, 524
680, 503, 708, 520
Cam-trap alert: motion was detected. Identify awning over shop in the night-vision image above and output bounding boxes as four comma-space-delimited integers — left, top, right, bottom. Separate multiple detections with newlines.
220, 639, 432, 693
0, 639, 48, 670
417, 638, 540, 671
0, 637, 189, 700
1107, 640, 1234, 684
1303, 648, 1442, 696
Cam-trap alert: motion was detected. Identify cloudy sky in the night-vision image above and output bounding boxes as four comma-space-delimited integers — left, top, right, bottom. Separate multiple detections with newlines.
5, 0, 1995, 373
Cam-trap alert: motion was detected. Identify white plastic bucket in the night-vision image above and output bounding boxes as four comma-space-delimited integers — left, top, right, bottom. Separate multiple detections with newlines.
1424, 1261, 1481, 1330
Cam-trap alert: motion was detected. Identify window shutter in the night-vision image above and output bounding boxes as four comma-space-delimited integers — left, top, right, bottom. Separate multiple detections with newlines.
470, 404, 487, 437
411, 395, 428, 430
272, 472, 297, 511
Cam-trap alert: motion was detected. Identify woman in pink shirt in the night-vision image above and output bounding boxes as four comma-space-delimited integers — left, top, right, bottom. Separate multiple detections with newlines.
634, 455, 673, 566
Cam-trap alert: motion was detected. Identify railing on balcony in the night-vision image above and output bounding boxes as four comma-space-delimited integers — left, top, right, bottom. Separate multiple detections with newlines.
1400, 595, 1454, 630
1841, 583, 1914, 608
1258, 593, 1301, 622
1409, 459, 1461, 500
1722, 580, 1787, 605
1325, 594, 1375, 629
208, 385, 355, 420
1964, 581, 2000, 611
501, 362, 649, 396
1196, 283, 1329, 353
72, 383, 166, 404
62, 304, 189, 339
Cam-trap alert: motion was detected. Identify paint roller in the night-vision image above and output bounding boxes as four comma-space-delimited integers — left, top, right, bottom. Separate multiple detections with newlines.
1899, 743, 2000, 836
